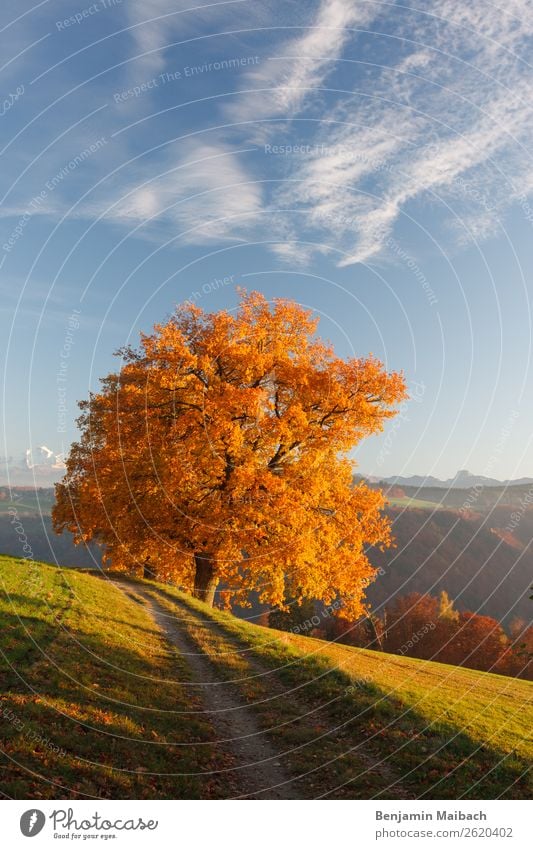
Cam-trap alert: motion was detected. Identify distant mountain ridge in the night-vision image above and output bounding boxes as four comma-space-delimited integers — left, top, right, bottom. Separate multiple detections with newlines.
365, 469, 533, 489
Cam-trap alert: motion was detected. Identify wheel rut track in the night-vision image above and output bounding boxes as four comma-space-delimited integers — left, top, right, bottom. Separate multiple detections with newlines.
145, 585, 415, 800
114, 580, 298, 799
116, 580, 414, 799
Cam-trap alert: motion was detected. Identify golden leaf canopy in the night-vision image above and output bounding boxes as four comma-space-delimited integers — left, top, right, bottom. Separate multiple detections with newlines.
53, 291, 407, 616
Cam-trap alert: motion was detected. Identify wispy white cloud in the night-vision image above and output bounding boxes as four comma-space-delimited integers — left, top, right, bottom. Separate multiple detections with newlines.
227, 0, 380, 124
124, 0, 265, 72
88, 1, 366, 248
124, 0, 194, 72
117, 0, 533, 265
96, 142, 262, 244
3, 0, 532, 268
270, 0, 533, 265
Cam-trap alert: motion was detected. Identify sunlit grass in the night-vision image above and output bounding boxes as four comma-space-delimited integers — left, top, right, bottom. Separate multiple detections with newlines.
144, 579, 532, 798
1, 556, 530, 800
0, 556, 218, 799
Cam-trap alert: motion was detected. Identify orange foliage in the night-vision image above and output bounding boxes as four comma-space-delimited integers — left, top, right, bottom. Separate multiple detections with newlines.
325, 591, 531, 679
53, 291, 406, 614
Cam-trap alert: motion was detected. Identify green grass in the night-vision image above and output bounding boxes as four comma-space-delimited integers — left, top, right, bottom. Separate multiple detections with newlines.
0, 490, 55, 514
138, 579, 532, 799
0, 556, 226, 799
386, 496, 443, 510
0, 556, 531, 799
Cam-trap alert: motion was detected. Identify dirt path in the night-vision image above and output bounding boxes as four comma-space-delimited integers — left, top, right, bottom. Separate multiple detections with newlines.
145, 585, 414, 800
114, 580, 298, 799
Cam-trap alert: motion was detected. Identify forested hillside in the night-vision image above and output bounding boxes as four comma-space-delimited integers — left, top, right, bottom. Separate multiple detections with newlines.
367, 507, 532, 625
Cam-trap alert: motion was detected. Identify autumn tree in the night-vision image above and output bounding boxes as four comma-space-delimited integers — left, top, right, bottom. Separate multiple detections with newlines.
268, 598, 317, 634
502, 619, 533, 679
53, 291, 406, 614
438, 590, 459, 623
322, 613, 385, 649
441, 612, 508, 671
382, 592, 440, 657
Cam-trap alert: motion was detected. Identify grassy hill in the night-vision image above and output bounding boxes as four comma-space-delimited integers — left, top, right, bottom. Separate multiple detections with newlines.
1, 556, 531, 799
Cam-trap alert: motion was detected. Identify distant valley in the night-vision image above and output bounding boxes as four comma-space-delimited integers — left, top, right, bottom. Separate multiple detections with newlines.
1, 483, 531, 627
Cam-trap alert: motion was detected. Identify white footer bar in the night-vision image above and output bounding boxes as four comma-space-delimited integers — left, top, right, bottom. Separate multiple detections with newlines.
3, 799, 530, 848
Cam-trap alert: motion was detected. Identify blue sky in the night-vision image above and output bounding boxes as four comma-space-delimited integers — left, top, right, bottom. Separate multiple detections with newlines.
1, 0, 533, 481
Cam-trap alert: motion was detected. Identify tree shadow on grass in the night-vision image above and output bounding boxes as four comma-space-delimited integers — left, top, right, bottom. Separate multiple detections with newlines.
148, 584, 532, 800
0, 605, 63, 671
0, 606, 217, 800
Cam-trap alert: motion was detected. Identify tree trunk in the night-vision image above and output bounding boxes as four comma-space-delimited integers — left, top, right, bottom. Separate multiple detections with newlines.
367, 614, 383, 651
193, 553, 218, 607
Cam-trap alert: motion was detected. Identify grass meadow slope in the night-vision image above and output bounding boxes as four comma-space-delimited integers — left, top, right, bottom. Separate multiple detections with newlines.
0, 556, 531, 799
